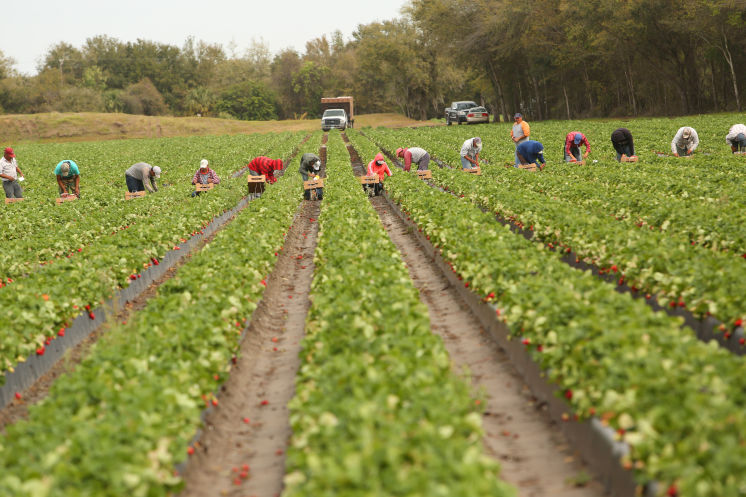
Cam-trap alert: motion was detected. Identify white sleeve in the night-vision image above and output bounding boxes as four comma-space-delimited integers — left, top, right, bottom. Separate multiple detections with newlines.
671, 128, 683, 154
691, 130, 699, 151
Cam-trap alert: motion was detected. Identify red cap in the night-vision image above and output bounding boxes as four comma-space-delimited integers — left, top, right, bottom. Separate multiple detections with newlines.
4, 147, 15, 158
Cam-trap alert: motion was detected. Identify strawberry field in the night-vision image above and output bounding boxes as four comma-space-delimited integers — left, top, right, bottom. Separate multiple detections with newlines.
1, 114, 745, 497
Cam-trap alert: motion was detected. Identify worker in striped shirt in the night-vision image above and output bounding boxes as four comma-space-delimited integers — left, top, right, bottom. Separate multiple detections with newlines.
396, 147, 430, 171
246, 156, 284, 184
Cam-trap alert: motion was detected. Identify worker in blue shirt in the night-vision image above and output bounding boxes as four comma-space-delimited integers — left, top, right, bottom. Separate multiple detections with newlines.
515, 140, 546, 170
54, 160, 81, 196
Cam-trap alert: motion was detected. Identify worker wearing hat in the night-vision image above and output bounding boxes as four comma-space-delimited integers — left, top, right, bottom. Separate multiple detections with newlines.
511, 113, 531, 166
460, 137, 482, 169
564, 132, 591, 163
0, 147, 25, 199
246, 156, 284, 184
366, 153, 392, 196
191, 159, 221, 197
396, 146, 430, 172
671, 127, 699, 157
125, 162, 161, 193
726, 124, 746, 153
299, 152, 323, 200
54, 160, 81, 197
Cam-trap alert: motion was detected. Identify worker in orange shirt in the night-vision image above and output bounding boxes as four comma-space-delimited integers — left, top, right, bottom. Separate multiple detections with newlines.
510, 113, 530, 166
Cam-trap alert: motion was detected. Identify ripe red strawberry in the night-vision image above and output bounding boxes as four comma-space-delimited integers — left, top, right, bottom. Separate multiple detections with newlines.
88, 312, 95, 320
243, 417, 250, 424
464, 282, 469, 288
233, 478, 242, 486
130, 274, 137, 280
735, 319, 744, 328
564, 389, 573, 400
242, 464, 249, 471
260, 279, 266, 286
174, 246, 180, 250
187, 447, 195, 455
77, 248, 82, 252
273, 347, 279, 352
58, 328, 65, 337
211, 398, 218, 406
611, 265, 618, 273
666, 484, 678, 497
36, 347, 45, 356
521, 338, 530, 346
85, 304, 91, 311
239, 471, 248, 479
260, 400, 269, 406
739, 338, 745, 346
15, 392, 22, 400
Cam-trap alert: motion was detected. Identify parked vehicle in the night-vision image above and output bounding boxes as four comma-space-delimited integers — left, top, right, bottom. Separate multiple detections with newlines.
444, 101, 479, 125
321, 96, 354, 131
465, 106, 490, 124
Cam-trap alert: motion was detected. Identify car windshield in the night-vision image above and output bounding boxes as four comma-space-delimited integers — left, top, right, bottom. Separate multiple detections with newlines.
470, 107, 486, 112
324, 110, 345, 117
457, 102, 478, 110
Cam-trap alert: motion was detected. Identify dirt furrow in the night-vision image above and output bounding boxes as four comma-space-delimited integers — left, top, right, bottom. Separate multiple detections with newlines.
368, 194, 606, 497
179, 199, 320, 497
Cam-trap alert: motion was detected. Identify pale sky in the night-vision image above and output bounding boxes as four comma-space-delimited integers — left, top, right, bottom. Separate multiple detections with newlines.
4, 0, 409, 75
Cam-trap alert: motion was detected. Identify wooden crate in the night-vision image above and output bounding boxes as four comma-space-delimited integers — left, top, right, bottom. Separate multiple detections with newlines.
303, 178, 324, 190
125, 191, 146, 200
56, 195, 78, 205
416, 170, 432, 179
620, 155, 639, 163
247, 175, 266, 196
463, 166, 482, 175
517, 164, 539, 172
4, 197, 24, 204
195, 183, 215, 192
359, 175, 379, 184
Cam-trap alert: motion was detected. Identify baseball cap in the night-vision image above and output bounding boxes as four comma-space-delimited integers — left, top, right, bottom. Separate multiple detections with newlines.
313, 160, 320, 171
682, 127, 691, 139
60, 162, 71, 175
514, 113, 522, 119
152, 166, 162, 178
396, 147, 403, 157
573, 133, 583, 144
200, 159, 209, 169
473, 137, 482, 145
4, 147, 15, 158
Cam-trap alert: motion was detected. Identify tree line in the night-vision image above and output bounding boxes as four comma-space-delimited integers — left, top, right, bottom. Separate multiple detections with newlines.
0, 0, 744, 121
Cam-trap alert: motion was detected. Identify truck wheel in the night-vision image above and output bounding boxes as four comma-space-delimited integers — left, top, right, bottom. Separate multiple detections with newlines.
341, 124, 346, 130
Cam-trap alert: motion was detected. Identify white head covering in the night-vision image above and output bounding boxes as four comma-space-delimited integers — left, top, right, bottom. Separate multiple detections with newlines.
152, 166, 162, 178
200, 159, 209, 169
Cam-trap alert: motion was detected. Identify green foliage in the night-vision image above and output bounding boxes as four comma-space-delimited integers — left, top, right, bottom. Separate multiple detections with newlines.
216, 80, 278, 121
120, 78, 168, 116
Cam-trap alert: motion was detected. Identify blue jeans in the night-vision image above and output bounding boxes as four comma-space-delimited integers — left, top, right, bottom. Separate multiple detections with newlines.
2, 180, 22, 198
125, 174, 144, 192
615, 144, 634, 162
514, 137, 528, 165
461, 156, 476, 169
564, 146, 582, 162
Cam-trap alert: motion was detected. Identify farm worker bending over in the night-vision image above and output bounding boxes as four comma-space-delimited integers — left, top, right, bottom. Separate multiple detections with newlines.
367, 153, 392, 196
1, 147, 24, 199
191, 159, 220, 197
396, 147, 430, 171
55, 160, 80, 197
247, 156, 283, 184
460, 137, 482, 169
611, 128, 635, 162
726, 124, 746, 153
299, 153, 323, 200
516, 140, 546, 170
564, 132, 590, 162
671, 127, 699, 157
125, 162, 161, 193
511, 113, 530, 165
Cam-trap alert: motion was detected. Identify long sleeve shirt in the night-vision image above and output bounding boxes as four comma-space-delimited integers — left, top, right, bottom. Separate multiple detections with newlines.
610, 128, 634, 155
726, 124, 746, 145
125, 162, 158, 192
516, 140, 545, 166
402, 147, 428, 171
247, 157, 283, 184
671, 127, 699, 154
192, 168, 221, 185
299, 153, 320, 181
367, 153, 392, 181
460, 139, 482, 159
565, 132, 590, 156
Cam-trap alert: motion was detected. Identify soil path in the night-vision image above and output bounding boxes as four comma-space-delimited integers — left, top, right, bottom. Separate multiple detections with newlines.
347, 132, 606, 496
179, 199, 320, 497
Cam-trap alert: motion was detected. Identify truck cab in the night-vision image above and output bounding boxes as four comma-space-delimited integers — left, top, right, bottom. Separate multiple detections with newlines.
321, 109, 348, 131
445, 101, 479, 125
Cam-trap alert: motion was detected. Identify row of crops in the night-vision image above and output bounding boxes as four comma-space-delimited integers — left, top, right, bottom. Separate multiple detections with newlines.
344, 118, 746, 496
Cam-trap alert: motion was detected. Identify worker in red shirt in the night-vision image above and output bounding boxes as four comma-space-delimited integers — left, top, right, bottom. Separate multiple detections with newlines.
246, 156, 283, 184
366, 153, 392, 196
564, 132, 590, 162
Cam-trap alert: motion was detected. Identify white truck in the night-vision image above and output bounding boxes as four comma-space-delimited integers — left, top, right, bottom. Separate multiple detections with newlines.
320, 96, 354, 131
